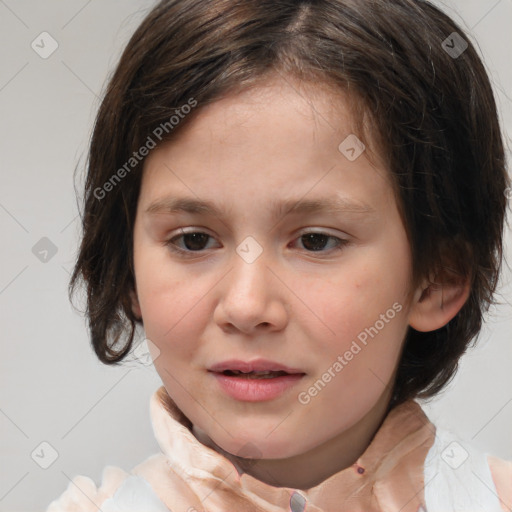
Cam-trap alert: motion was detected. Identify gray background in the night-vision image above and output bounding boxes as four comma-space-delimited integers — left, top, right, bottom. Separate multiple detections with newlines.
0, 1, 511, 510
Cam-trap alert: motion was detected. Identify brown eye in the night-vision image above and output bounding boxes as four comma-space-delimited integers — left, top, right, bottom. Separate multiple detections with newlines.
165, 231, 218, 255
165, 230, 348, 258
294, 232, 348, 253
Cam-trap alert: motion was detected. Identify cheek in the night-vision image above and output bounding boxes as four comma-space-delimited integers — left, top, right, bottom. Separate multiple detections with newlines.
299, 251, 410, 360
301, 264, 389, 331
134, 251, 213, 355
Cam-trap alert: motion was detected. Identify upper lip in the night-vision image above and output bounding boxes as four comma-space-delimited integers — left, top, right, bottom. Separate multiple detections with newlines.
208, 358, 305, 374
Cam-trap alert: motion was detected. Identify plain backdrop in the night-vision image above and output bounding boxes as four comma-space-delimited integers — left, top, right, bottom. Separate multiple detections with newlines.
0, 1, 511, 510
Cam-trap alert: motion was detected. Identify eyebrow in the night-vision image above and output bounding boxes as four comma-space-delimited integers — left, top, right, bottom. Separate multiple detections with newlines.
145, 195, 375, 221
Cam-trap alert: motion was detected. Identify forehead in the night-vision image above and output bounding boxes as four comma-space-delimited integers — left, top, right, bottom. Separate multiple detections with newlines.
139, 75, 394, 219
167, 75, 370, 151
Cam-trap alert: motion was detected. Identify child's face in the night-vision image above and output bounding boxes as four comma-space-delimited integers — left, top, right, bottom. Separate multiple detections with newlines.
132, 76, 416, 461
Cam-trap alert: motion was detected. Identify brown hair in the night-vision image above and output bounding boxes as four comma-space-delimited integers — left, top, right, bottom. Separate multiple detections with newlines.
69, 0, 509, 409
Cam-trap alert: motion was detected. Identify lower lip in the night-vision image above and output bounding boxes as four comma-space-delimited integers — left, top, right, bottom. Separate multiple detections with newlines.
210, 372, 305, 402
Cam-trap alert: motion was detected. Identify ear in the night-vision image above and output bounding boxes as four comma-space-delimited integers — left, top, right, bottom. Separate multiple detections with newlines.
130, 287, 142, 320
408, 270, 471, 332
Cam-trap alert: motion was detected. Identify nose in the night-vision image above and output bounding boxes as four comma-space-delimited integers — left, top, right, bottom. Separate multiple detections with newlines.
213, 248, 288, 335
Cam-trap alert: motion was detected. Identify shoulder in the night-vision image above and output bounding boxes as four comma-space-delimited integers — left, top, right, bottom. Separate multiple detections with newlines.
488, 454, 512, 512
45, 465, 131, 512
424, 423, 512, 512
45, 454, 205, 512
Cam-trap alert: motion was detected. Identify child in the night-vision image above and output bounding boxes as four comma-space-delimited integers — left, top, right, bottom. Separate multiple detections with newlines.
47, 0, 512, 510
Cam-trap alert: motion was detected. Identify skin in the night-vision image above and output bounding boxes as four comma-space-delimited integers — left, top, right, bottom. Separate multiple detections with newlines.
130, 74, 469, 489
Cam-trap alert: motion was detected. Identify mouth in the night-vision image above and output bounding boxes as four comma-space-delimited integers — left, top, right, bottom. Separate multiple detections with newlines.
208, 358, 305, 376
209, 369, 306, 402
217, 369, 299, 379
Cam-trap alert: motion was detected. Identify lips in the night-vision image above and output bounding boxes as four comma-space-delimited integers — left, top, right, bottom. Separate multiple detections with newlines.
208, 358, 305, 375
221, 369, 289, 378
211, 369, 305, 401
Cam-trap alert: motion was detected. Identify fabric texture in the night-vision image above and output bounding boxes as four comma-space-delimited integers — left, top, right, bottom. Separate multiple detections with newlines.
100, 475, 170, 512
424, 425, 505, 512
46, 385, 512, 512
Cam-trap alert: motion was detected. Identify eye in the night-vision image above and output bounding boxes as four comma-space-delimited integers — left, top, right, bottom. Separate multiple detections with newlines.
165, 230, 218, 255
292, 231, 349, 253
164, 229, 349, 257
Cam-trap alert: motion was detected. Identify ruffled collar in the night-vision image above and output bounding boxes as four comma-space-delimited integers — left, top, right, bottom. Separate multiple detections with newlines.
149, 386, 436, 512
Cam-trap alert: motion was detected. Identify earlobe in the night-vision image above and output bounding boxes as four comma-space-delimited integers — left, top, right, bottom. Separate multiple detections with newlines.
408, 274, 471, 332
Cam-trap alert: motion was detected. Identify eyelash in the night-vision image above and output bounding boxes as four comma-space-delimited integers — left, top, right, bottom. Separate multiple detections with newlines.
164, 229, 349, 257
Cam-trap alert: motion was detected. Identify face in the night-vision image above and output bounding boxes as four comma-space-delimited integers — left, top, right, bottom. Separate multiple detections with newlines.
131, 75, 416, 461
